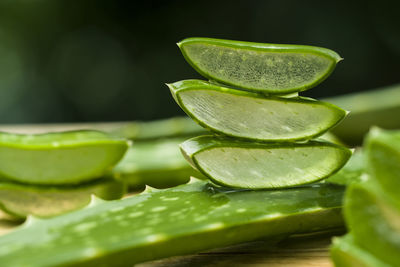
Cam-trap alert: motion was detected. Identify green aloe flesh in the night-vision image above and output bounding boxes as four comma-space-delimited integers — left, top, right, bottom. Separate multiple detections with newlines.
331, 235, 390, 267
365, 127, 400, 202
344, 182, 400, 267
0, 178, 125, 219
0, 130, 129, 185
180, 136, 351, 189
0, 179, 345, 266
326, 83, 400, 145
112, 137, 206, 189
178, 37, 341, 94
168, 80, 347, 142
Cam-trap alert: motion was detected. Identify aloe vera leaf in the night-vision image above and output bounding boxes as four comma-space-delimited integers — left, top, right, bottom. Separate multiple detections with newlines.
180, 135, 351, 189
168, 80, 347, 142
365, 127, 400, 203
178, 37, 341, 94
0, 130, 129, 185
0, 178, 125, 219
0, 117, 206, 141
344, 182, 400, 267
0, 179, 345, 266
331, 234, 390, 267
112, 137, 206, 189
325, 149, 366, 186
107, 117, 206, 140
325, 83, 400, 145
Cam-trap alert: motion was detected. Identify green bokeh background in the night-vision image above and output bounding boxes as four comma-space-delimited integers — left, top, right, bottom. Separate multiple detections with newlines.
0, 0, 399, 123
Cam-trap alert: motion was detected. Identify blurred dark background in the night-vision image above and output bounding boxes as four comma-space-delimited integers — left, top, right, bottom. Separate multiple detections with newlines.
0, 0, 399, 123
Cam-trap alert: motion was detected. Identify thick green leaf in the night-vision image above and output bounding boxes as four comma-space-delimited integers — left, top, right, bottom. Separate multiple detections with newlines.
0, 179, 344, 266
365, 127, 400, 203
344, 182, 400, 267
331, 234, 390, 267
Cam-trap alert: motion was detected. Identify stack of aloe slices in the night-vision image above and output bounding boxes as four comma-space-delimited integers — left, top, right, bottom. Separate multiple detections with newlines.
0, 130, 128, 219
331, 128, 400, 267
169, 37, 351, 189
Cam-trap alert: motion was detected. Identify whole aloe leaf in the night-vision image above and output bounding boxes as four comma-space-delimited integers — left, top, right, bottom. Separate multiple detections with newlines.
331, 234, 390, 267
0, 179, 344, 266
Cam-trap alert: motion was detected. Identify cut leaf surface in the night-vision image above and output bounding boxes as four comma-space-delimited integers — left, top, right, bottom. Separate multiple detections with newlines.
178, 37, 341, 94
168, 80, 346, 142
0, 180, 344, 266
0, 178, 125, 219
180, 135, 351, 189
0, 130, 129, 185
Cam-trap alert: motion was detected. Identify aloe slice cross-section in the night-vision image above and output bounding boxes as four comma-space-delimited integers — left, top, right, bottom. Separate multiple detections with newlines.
0, 179, 345, 266
178, 37, 341, 94
168, 80, 346, 142
0, 178, 125, 219
180, 136, 351, 189
0, 130, 129, 185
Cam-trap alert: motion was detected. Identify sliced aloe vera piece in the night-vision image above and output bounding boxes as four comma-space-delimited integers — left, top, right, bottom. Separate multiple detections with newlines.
331, 234, 390, 267
0, 131, 129, 185
0, 178, 125, 219
168, 80, 346, 142
0, 179, 345, 266
344, 182, 400, 267
365, 128, 400, 203
180, 136, 351, 189
112, 137, 206, 189
178, 37, 341, 94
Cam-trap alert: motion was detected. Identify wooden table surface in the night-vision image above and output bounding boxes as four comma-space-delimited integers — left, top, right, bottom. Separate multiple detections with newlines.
0, 123, 338, 266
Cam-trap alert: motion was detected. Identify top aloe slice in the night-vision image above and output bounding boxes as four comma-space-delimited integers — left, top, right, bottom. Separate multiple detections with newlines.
168, 80, 346, 142
178, 37, 341, 94
181, 135, 351, 189
0, 130, 129, 185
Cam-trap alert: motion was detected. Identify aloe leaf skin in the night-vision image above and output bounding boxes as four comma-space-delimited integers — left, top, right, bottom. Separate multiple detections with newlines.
168, 80, 347, 142
365, 127, 400, 203
178, 37, 341, 94
344, 181, 400, 267
180, 135, 351, 189
0, 130, 129, 185
0, 178, 125, 219
0, 117, 207, 141
325, 83, 400, 145
0, 179, 344, 267
112, 137, 206, 189
331, 234, 390, 267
